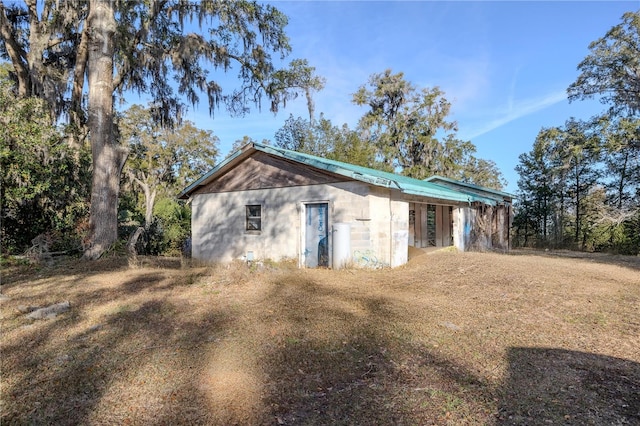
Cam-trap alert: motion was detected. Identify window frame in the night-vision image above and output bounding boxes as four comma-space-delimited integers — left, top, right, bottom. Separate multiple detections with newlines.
245, 204, 262, 233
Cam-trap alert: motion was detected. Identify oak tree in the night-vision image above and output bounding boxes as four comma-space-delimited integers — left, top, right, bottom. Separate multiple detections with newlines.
1, 0, 315, 259
352, 69, 505, 186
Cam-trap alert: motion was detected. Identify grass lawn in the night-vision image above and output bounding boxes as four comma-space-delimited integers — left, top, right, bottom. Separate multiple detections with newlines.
1, 250, 639, 425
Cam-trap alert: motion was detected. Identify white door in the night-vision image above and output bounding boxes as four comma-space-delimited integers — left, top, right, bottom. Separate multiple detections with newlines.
304, 203, 329, 267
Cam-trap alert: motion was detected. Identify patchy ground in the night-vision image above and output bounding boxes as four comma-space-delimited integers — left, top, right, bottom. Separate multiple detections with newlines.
1, 250, 638, 425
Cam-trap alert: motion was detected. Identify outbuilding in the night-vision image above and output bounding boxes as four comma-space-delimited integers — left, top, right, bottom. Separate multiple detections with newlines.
178, 142, 513, 268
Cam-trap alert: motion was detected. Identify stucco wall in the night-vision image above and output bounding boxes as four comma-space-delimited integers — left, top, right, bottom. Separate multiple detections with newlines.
390, 193, 409, 267
191, 181, 409, 266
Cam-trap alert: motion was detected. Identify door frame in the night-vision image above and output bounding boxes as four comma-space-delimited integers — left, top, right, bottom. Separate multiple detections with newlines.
299, 200, 331, 268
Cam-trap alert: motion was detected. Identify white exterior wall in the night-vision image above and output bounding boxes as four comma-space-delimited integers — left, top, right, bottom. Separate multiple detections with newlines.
453, 206, 472, 252
390, 192, 409, 267
191, 181, 410, 267
364, 187, 391, 267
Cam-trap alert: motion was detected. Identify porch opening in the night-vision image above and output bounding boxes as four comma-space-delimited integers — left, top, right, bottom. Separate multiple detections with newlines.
409, 203, 453, 249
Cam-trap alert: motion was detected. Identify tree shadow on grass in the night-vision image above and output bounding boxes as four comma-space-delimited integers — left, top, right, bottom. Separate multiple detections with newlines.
256, 273, 497, 425
3, 267, 638, 425
498, 347, 640, 425
1, 255, 184, 288
1, 296, 233, 425
256, 274, 640, 425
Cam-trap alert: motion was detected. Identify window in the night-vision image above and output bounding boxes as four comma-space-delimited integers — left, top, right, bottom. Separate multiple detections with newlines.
246, 205, 262, 231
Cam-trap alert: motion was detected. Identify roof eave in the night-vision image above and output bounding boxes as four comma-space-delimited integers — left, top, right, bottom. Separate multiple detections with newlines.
425, 175, 515, 200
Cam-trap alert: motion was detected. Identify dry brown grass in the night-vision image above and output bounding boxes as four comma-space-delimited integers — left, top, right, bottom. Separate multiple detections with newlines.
1, 250, 638, 425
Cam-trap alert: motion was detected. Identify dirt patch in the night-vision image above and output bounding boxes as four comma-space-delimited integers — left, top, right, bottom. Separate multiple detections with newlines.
1, 251, 638, 425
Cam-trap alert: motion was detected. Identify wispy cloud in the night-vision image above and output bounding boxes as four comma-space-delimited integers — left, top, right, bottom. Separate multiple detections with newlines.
459, 90, 567, 141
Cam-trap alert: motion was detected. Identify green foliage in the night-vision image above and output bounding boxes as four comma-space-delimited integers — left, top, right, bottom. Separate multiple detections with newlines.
119, 104, 219, 202
568, 11, 640, 115
517, 11, 640, 254
269, 59, 326, 121
147, 198, 191, 256
1, 0, 320, 259
353, 70, 457, 175
352, 69, 505, 187
599, 114, 640, 209
514, 116, 638, 254
0, 0, 313, 125
117, 105, 217, 255
0, 65, 90, 254
275, 114, 378, 168
274, 71, 506, 189
229, 136, 271, 156
619, 211, 640, 255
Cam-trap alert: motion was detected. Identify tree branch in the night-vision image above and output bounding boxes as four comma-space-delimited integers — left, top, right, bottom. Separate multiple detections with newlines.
0, 2, 30, 96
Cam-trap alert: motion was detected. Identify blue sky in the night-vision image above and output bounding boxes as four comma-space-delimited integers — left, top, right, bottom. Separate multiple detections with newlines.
183, 1, 640, 193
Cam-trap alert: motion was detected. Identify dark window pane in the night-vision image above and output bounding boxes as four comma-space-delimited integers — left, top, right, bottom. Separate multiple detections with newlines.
247, 218, 261, 231
247, 205, 261, 217
246, 205, 262, 231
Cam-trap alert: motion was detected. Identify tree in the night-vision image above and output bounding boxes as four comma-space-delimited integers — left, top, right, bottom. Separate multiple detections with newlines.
514, 130, 556, 246
1, 0, 318, 259
557, 119, 602, 248
119, 105, 218, 229
514, 119, 603, 250
564, 10, 640, 254
598, 114, 640, 209
568, 11, 640, 115
460, 158, 506, 190
352, 69, 505, 186
84, 0, 122, 259
274, 114, 313, 152
328, 122, 378, 169
353, 69, 457, 176
274, 113, 377, 168
270, 59, 325, 122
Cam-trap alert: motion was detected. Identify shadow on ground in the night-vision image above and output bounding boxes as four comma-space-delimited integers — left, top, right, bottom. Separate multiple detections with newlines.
2, 263, 639, 425
498, 348, 640, 425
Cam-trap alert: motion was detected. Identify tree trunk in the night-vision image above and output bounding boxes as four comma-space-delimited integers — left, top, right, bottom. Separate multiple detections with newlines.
145, 188, 156, 229
575, 170, 581, 250
617, 151, 628, 209
126, 226, 145, 267
83, 0, 127, 260
128, 174, 156, 230
69, 24, 90, 148
0, 3, 30, 97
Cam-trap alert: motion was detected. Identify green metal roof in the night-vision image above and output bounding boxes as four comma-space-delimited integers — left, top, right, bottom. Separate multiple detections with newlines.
179, 142, 506, 205
425, 175, 514, 204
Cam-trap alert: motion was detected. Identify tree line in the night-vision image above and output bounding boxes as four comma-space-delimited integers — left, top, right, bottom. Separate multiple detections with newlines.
513, 11, 639, 255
